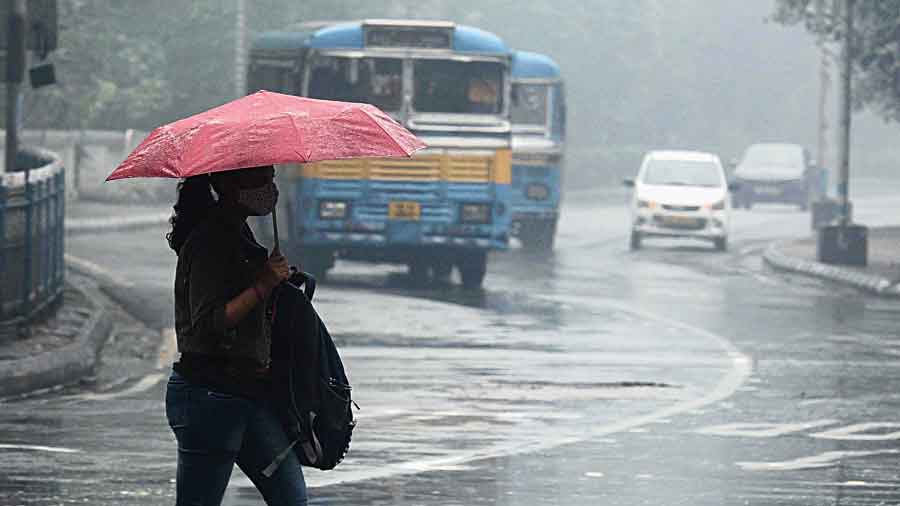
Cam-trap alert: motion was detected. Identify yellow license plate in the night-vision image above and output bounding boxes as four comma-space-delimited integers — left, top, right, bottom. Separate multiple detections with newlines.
389, 201, 420, 220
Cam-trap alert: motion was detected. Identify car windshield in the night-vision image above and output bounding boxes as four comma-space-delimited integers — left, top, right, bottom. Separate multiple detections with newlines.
413, 60, 504, 114
739, 145, 804, 175
642, 158, 723, 187
308, 56, 403, 112
511, 83, 549, 126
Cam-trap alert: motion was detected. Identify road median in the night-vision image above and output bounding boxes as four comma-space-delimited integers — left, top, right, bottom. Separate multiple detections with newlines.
763, 226, 900, 297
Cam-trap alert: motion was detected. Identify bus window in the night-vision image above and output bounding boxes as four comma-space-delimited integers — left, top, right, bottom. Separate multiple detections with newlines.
511, 83, 549, 126
248, 64, 293, 94
308, 56, 402, 111
551, 84, 566, 138
413, 61, 503, 114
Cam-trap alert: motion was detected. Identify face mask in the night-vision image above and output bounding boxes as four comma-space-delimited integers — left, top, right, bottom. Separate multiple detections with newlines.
236, 182, 278, 216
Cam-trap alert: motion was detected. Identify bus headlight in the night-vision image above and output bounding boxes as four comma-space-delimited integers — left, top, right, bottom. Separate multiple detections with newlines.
460, 203, 492, 224
319, 200, 348, 219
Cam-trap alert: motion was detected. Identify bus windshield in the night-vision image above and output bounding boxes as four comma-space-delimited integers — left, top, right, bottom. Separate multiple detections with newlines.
511, 83, 548, 126
413, 60, 503, 114
308, 56, 403, 112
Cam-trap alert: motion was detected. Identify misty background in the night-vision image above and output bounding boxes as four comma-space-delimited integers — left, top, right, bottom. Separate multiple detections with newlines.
15, 0, 900, 189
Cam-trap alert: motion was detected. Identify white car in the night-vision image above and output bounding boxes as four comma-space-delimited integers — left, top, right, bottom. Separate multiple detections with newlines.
625, 150, 732, 251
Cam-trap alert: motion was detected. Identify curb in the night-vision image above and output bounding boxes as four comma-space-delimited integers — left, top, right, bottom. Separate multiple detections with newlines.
763, 241, 900, 298
64, 213, 170, 235
0, 280, 113, 399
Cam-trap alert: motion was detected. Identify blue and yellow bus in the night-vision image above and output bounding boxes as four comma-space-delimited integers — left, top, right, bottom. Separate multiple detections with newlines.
509, 51, 566, 250
247, 20, 513, 289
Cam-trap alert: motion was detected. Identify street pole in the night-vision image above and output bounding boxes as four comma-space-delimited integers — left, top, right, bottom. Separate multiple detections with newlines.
234, 0, 246, 99
815, 0, 829, 187
836, 0, 853, 227
5, 0, 26, 175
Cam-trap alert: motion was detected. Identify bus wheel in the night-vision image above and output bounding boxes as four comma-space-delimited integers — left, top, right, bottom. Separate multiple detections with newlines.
431, 259, 453, 282
457, 252, 487, 290
407, 258, 431, 285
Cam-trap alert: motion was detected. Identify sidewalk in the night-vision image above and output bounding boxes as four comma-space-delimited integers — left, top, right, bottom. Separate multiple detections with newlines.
0, 280, 111, 398
764, 226, 900, 297
1, 198, 169, 398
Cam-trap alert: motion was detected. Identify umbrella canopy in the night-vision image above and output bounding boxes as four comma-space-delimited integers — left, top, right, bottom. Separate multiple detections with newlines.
106, 91, 426, 181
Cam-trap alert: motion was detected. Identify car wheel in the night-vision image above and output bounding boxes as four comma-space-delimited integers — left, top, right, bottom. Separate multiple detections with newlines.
714, 236, 728, 252
630, 231, 642, 250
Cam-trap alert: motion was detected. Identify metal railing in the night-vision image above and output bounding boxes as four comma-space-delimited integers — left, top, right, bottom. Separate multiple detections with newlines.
0, 147, 65, 329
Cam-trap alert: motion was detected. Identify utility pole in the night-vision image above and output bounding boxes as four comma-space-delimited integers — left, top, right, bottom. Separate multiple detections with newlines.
836, 0, 853, 226
818, 0, 866, 266
815, 0, 829, 185
234, 0, 246, 99
5, 0, 26, 175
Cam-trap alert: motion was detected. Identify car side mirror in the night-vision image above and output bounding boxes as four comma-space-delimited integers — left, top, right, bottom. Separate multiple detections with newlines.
728, 181, 741, 192
623, 179, 635, 188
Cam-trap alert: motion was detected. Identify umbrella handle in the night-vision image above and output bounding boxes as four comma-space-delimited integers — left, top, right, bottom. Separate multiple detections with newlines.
271, 207, 280, 254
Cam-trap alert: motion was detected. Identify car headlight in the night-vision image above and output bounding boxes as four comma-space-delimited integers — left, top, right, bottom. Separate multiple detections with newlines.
319, 200, 348, 219
637, 199, 656, 209
708, 199, 725, 211
460, 203, 492, 224
526, 183, 549, 201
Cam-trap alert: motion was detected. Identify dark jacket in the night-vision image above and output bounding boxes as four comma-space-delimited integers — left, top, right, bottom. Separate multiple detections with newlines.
172, 207, 270, 398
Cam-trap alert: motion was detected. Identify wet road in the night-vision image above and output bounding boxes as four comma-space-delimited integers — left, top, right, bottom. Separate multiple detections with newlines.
3, 179, 900, 505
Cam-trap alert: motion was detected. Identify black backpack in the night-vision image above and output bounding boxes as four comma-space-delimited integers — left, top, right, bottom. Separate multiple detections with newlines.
264, 272, 355, 475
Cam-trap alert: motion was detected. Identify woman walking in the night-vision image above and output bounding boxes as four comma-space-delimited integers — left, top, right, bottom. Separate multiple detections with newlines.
164, 166, 307, 505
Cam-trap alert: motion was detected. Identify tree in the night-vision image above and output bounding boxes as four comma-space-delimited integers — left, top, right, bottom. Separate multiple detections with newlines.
773, 0, 900, 123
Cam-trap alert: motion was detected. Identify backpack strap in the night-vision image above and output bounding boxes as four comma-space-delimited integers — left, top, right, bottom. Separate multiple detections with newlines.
288, 270, 316, 300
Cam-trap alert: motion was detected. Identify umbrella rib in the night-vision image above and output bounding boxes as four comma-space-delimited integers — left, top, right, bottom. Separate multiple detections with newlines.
352, 107, 418, 157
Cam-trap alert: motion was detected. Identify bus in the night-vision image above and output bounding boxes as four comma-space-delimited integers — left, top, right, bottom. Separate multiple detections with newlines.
509, 51, 565, 250
247, 20, 514, 289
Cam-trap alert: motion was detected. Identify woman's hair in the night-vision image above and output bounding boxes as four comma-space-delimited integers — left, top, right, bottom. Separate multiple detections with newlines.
166, 175, 216, 253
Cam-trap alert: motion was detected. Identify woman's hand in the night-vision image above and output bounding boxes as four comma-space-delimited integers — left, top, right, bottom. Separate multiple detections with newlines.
257, 250, 290, 294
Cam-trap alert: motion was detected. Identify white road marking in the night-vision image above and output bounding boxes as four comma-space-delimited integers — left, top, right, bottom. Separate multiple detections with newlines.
229, 296, 751, 490
737, 449, 900, 471
64, 253, 135, 287
69, 373, 166, 402
696, 420, 838, 438
0, 443, 81, 454
63, 329, 175, 403
811, 422, 900, 441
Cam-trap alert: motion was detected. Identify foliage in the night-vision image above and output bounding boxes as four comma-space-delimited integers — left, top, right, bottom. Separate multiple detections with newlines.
773, 0, 900, 122
6, 0, 897, 181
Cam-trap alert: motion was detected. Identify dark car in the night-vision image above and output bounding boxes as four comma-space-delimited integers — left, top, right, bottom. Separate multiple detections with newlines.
731, 143, 814, 210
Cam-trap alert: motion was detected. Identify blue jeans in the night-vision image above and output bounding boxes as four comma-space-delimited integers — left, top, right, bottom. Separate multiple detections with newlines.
166, 370, 308, 505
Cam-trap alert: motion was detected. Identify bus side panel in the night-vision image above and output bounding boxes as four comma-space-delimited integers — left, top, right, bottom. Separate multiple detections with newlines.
511, 162, 561, 221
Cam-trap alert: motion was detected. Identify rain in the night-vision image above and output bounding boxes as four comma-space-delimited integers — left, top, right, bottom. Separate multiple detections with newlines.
1, 1, 900, 505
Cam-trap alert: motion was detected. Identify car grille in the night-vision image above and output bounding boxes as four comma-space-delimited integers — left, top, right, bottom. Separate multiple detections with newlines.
661, 204, 701, 212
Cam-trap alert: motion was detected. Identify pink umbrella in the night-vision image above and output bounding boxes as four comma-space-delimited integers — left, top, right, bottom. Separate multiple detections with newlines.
106, 90, 425, 181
